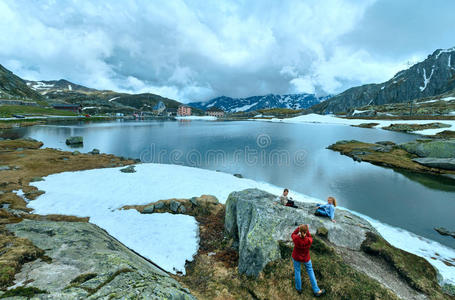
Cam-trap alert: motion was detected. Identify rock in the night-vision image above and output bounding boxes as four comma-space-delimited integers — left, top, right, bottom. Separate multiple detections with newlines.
412, 157, 455, 170
434, 227, 455, 238
6, 220, 195, 299
65, 136, 83, 145
16, 147, 24, 151
0, 191, 4, 196
376, 141, 396, 146
142, 205, 155, 214
233, 173, 243, 178
0, 165, 11, 171
17, 154, 26, 158
90, 148, 100, 155
190, 197, 198, 206
178, 205, 187, 214
400, 140, 455, 158
154, 202, 165, 209
23, 137, 38, 142
62, 157, 69, 161
30, 177, 44, 182
120, 165, 136, 173
316, 227, 328, 237
72, 151, 80, 155
370, 145, 393, 153
225, 188, 377, 277
170, 200, 181, 212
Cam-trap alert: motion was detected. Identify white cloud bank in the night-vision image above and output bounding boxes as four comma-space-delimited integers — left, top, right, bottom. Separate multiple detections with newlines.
1, 0, 452, 102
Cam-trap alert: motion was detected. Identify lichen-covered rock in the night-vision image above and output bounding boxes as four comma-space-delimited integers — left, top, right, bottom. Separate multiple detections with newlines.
65, 136, 83, 145
119, 165, 135, 173
6, 220, 195, 299
400, 140, 455, 158
225, 188, 377, 277
142, 204, 155, 214
170, 200, 181, 212
413, 157, 455, 170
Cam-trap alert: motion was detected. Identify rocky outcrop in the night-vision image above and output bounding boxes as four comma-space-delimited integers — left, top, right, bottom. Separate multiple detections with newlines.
224, 188, 377, 277
434, 227, 455, 239
65, 136, 83, 145
413, 157, 455, 170
5, 220, 195, 299
399, 140, 455, 158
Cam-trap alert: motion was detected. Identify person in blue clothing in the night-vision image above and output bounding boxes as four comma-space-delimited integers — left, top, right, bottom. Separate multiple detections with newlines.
314, 197, 337, 223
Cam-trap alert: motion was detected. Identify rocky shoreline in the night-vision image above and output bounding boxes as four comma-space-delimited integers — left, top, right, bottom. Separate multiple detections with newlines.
0, 138, 454, 299
328, 139, 455, 179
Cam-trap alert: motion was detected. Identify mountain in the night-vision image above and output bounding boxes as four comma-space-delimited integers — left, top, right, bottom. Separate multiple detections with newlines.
311, 46, 455, 114
25, 79, 96, 93
189, 93, 331, 113
26, 79, 189, 114
0, 64, 43, 101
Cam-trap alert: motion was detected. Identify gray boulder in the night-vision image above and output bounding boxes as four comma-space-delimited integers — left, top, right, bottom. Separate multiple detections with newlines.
72, 151, 80, 155
413, 157, 455, 170
225, 188, 377, 277
434, 227, 455, 238
400, 140, 455, 158
154, 202, 165, 210
90, 148, 100, 155
6, 220, 195, 299
170, 200, 181, 212
142, 205, 155, 214
65, 136, 83, 145
120, 165, 136, 173
0, 165, 11, 171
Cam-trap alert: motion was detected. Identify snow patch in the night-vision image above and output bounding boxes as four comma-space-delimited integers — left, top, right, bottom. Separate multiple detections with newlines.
419, 67, 434, 92
252, 113, 455, 136
108, 97, 120, 102
231, 103, 257, 112
68, 85, 72, 91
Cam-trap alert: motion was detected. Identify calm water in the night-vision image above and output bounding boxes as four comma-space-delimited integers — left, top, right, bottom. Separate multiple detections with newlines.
6, 119, 455, 249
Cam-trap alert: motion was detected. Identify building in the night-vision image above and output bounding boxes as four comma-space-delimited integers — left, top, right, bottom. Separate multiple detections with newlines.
52, 104, 82, 113
206, 106, 224, 117
177, 105, 192, 116
153, 101, 166, 114
166, 108, 177, 116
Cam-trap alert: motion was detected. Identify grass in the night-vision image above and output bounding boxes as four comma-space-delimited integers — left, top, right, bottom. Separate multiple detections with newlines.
382, 122, 451, 132
361, 232, 447, 299
0, 105, 77, 118
0, 286, 47, 298
0, 229, 44, 288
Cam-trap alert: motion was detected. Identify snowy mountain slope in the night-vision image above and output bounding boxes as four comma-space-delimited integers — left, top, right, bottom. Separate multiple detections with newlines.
312, 46, 455, 114
189, 93, 330, 113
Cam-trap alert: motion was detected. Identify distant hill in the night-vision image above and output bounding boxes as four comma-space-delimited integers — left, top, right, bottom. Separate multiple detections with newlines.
25, 79, 97, 93
189, 93, 331, 113
311, 46, 455, 114
26, 79, 190, 114
0, 64, 43, 101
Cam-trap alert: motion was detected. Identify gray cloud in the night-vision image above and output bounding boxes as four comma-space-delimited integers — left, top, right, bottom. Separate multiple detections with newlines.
0, 0, 453, 102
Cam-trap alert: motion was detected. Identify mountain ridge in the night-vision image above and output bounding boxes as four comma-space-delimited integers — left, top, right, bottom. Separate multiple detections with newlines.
311, 47, 455, 114
189, 93, 331, 113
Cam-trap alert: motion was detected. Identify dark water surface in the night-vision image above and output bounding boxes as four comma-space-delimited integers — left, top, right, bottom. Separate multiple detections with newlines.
6, 119, 455, 248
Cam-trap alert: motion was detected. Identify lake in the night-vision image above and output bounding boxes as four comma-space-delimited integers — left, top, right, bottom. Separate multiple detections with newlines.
5, 119, 455, 249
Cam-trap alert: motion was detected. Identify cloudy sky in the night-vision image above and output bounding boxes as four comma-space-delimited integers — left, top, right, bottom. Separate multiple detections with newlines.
0, 0, 454, 102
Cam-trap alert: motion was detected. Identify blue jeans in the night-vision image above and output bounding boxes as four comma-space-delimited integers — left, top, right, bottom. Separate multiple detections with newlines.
316, 208, 329, 217
293, 258, 320, 293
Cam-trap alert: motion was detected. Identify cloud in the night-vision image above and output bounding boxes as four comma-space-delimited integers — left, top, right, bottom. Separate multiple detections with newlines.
0, 0, 453, 102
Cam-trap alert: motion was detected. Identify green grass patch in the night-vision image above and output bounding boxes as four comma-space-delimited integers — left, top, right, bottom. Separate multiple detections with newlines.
0, 286, 47, 298
0, 105, 77, 118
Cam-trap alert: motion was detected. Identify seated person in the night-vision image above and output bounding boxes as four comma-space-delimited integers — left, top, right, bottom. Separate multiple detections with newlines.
315, 197, 337, 222
277, 188, 298, 208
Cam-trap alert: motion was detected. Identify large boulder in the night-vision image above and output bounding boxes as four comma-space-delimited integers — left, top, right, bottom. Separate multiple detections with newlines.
413, 157, 455, 170
65, 136, 83, 145
399, 140, 455, 158
225, 188, 377, 277
6, 220, 195, 299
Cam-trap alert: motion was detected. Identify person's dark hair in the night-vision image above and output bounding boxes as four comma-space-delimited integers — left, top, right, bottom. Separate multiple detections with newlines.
283, 188, 289, 193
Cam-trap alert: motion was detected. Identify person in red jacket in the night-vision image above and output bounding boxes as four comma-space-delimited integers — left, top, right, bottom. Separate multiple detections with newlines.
291, 224, 325, 297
